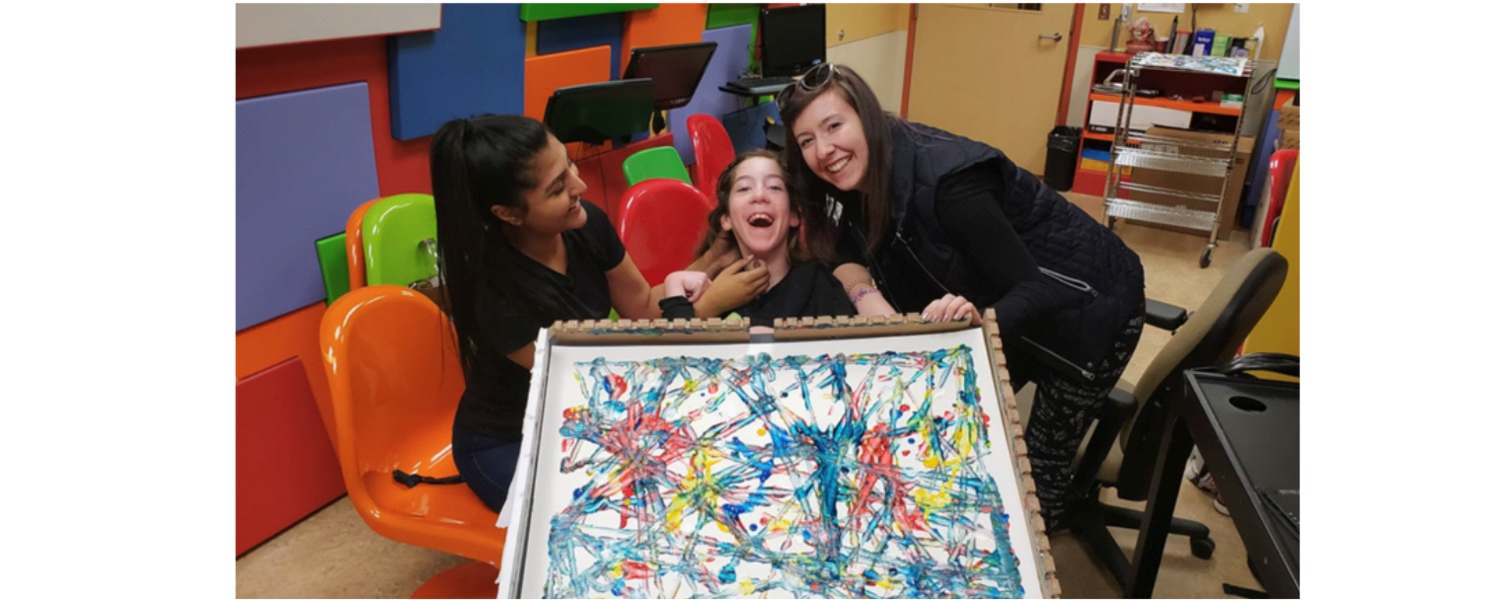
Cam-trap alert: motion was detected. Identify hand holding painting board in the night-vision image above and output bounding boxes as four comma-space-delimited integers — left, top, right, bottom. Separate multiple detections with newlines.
498, 313, 1060, 598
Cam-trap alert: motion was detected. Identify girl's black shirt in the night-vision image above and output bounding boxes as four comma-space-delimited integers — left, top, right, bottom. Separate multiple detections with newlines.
660, 260, 856, 326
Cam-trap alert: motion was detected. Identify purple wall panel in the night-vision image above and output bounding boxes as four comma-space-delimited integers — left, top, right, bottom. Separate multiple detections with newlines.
670, 24, 752, 165
236, 82, 380, 331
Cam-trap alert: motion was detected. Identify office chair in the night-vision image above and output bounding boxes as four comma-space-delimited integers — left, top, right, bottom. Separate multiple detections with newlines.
320, 285, 506, 598
1015, 247, 1289, 587
686, 114, 735, 200
616, 178, 716, 287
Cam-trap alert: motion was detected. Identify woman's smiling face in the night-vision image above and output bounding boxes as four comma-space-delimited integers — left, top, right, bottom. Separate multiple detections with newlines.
791, 90, 869, 192
721, 156, 799, 259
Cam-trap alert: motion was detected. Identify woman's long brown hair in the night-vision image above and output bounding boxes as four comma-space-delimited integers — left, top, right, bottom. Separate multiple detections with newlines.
776, 65, 895, 262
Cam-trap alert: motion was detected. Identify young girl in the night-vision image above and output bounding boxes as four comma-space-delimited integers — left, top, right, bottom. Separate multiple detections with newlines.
429, 115, 762, 512
660, 150, 978, 328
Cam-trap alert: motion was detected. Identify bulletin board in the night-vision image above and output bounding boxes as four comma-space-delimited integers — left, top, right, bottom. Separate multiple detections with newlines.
497, 314, 1059, 598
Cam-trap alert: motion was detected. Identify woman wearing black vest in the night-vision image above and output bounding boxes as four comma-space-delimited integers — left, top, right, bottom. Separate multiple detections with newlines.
778, 64, 1146, 530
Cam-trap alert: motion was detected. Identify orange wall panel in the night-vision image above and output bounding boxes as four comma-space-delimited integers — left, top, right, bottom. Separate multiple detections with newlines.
523, 46, 613, 123
620, 4, 710, 77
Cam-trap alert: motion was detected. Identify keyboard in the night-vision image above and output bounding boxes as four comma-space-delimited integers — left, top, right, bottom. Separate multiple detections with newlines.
726, 76, 795, 95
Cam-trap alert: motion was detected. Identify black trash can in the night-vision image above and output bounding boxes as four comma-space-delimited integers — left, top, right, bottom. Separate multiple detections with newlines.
1044, 125, 1082, 192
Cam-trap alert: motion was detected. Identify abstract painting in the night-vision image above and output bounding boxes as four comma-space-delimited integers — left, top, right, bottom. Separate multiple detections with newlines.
505, 327, 1049, 599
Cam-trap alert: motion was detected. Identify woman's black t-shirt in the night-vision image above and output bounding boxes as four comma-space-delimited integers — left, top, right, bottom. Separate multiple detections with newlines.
455, 200, 623, 441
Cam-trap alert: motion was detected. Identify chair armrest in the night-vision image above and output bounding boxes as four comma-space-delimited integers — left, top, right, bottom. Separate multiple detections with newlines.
1145, 298, 1189, 331
1071, 386, 1137, 497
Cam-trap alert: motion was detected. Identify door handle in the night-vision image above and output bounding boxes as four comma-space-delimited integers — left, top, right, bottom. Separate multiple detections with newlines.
1039, 33, 1063, 41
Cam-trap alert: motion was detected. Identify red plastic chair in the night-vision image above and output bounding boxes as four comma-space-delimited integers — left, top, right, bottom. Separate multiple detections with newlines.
1260, 149, 1299, 248
320, 285, 505, 598
617, 179, 716, 287
687, 114, 735, 201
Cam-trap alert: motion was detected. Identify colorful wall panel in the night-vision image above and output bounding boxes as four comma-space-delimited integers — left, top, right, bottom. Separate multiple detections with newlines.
523, 46, 614, 123
237, 303, 338, 446
236, 82, 380, 331
236, 4, 442, 49
671, 24, 754, 165
238, 3, 905, 554
521, 3, 658, 22
535, 12, 626, 79
236, 358, 346, 556
388, 3, 527, 140
621, 4, 711, 77
706, 3, 760, 30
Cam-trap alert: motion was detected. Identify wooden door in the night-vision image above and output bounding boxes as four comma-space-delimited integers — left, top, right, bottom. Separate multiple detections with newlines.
907, 4, 1074, 176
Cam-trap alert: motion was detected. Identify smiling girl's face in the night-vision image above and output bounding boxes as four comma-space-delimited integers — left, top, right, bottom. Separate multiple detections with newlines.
721, 156, 799, 259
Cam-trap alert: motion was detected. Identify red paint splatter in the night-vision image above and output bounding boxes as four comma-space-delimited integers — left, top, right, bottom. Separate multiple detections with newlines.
622, 560, 652, 579
899, 404, 910, 412
607, 374, 628, 400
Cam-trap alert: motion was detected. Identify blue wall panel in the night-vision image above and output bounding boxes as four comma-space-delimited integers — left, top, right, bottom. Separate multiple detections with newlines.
670, 24, 752, 165
388, 3, 527, 140
536, 12, 625, 82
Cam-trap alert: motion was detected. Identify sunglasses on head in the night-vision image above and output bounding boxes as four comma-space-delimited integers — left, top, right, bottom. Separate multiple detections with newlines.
775, 63, 839, 113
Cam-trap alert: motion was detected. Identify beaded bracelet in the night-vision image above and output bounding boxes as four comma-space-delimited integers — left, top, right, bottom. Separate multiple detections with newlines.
849, 287, 882, 304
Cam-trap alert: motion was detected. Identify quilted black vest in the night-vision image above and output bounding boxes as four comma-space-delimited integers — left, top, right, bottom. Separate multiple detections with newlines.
881, 118, 1145, 372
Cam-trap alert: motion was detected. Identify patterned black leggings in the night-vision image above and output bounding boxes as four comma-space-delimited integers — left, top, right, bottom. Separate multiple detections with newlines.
1015, 310, 1144, 531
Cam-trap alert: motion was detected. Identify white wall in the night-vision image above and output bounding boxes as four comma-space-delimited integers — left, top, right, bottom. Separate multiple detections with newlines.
236, 3, 442, 49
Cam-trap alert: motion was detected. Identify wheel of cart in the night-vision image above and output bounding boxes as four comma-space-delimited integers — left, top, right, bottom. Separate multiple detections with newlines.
1200, 245, 1213, 268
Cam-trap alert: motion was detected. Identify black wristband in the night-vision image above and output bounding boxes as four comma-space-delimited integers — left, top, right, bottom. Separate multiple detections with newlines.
658, 295, 695, 320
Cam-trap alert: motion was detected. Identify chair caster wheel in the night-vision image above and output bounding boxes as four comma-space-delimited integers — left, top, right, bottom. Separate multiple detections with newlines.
1199, 247, 1213, 268
1191, 537, 1216, 559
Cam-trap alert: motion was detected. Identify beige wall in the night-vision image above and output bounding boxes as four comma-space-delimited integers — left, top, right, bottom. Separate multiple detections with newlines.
826, 3, 911, 47
1080, 4, 1294, 62
821, 3, 911, 114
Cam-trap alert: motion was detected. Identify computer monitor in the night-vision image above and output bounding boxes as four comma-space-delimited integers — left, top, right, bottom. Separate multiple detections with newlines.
759, 4, 826, 78
622, 42, 719, 111
542, 79, 656, 146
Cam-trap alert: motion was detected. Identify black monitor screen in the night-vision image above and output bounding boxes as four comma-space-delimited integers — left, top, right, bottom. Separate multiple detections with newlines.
622, 42, 718, 111
543, 79, 656, 146
760, 5, 826, 78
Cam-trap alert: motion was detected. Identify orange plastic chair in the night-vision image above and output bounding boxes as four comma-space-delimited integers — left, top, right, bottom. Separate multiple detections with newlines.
687, 114, 735, 201
616, 178, 716, 287
344, 198, 381, 290
320, 285, 505, 598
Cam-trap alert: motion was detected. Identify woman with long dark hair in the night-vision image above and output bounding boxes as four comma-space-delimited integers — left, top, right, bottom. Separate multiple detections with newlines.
776, 64, 1147, 529
429, 115, 764, 512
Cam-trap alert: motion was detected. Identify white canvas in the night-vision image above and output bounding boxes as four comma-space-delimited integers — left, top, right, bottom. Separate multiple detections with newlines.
502, 328, 1046, 599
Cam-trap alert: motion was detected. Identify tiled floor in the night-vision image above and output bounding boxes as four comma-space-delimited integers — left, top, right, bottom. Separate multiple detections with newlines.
236, 192, 1268, 598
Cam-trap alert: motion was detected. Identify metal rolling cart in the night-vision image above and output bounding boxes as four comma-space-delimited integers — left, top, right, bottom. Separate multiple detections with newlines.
1103, 53, 1254, 268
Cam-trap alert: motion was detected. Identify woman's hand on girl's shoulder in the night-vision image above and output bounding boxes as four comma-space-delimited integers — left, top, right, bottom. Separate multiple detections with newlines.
693, 257, 770, 318
703, 233, 742, 278
664, 270, 713, 302
922, 294, 981, 324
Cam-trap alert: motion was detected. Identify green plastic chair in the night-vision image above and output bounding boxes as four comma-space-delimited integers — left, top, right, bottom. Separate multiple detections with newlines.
621, 146, 692, 188
362, 193, 439, 288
